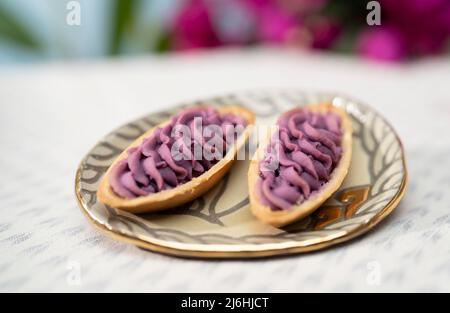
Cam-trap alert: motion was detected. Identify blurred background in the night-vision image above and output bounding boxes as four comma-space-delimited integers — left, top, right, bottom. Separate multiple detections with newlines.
1, 0, 449, 64
1, 0, 450, 293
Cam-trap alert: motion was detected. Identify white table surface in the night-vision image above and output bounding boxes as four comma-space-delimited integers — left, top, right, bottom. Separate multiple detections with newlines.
1, 48, 449, 293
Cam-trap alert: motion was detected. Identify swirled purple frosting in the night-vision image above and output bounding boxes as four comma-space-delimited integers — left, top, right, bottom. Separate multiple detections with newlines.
257, 109, 343, 211
110, 107, 246, 199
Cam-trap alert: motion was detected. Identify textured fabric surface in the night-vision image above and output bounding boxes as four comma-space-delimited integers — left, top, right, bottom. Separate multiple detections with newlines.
0, 49, 449, 292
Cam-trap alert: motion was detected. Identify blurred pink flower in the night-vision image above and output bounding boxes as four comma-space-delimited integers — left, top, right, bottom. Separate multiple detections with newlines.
246, 0, 331, 45
171, 0, 221, 50
307, 17, 341, 49
275, 0, 328, 14
256, 2, 300, 43
393, 0, 449, 54
357, 27, 407, 62
359, 0, 450, 60
170, 0, 336, 50
167, 0, 449, 60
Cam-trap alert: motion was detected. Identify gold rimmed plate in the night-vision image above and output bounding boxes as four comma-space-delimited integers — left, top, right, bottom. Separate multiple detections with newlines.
75, 89, 408, 259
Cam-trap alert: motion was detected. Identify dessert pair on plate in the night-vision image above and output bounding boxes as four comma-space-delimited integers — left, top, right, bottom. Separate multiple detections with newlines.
97, 103, 352, 227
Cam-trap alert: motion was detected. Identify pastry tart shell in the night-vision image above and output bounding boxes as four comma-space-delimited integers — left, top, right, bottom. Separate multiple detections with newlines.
97, 105, 255, 214
248, 103, 353, 227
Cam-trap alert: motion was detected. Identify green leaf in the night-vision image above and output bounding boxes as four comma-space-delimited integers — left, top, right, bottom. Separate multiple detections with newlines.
154, 32, 171, 53
322, 0, 368, 53
323, 0, 367, 27
109, 0, 139, 55
0, 7, 41, 50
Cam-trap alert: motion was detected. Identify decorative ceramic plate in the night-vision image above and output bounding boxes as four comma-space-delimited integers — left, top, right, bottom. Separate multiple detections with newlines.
75, 89, 408, 259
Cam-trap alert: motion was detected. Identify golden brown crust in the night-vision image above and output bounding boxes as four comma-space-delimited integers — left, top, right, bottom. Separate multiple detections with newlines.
97, 105, 255, 214
248, 103, 353, 227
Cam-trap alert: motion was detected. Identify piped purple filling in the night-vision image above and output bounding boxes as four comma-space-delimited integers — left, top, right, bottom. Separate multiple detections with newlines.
110, 107, 246, 199
256, 109, 343, 211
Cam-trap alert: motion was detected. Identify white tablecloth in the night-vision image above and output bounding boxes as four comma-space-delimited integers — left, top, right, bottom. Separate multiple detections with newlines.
1, 48, 449, 292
